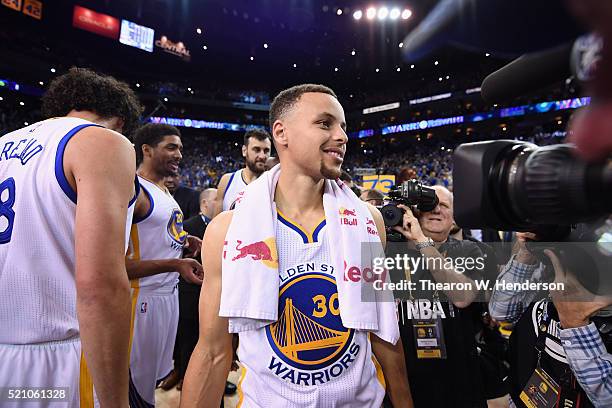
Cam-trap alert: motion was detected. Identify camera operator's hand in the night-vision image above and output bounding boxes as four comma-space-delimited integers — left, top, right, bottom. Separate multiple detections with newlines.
545, 249, 612, 329
392, 204, 428, 243
514, 232, 539, 265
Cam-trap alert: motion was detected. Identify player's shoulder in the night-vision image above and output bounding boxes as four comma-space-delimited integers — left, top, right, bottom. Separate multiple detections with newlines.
71, 125, 134, 153
217, 172, 234, 188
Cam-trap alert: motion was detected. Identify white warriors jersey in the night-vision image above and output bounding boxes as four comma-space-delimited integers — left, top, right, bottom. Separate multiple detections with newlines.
127, 176, 187, 290
222, 169, 248, 211
236, 209, 386, 408
0, 117, 136, 344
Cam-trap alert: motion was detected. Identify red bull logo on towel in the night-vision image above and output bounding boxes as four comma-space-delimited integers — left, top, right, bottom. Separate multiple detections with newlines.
231, 237, 278, 268
365, 218, 379, 236
338, 207, 358, 226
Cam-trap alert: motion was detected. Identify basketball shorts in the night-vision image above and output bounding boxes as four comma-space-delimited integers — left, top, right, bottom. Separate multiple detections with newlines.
0, 337, 99, 407
129, 285, 179, 407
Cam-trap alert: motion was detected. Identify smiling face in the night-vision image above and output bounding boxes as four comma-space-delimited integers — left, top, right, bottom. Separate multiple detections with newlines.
417, 186, 454, 238
273, 92, 348, 180
144, 135, 183, 177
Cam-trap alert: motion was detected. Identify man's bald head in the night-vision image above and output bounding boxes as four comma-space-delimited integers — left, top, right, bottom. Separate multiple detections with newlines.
418, 185, 454, 242
200, 188, 217, 219
432, 185, 453, 211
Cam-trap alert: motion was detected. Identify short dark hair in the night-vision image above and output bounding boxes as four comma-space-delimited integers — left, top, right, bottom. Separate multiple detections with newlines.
133, 123, 181, 164
41, 67, 143, 136
269, 84, 337, 129
243, 129, 271, 147
363, 189, 384, 201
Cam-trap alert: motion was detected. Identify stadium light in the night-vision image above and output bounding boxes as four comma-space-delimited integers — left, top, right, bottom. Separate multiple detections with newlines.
293, 63, 297, 68
163, 97, 168, 102
19, 101, 24, 106
375, 68, 380, 72
50, 68, 56, 73
0, 97, 3, 101
351, 50, 356, 56
264, 43, 269, 48
485, 53, 490, 57
203, 45, 208, 50
399, 42, 403, 48
410, 64, 415, 69
353, 10, 363, 20
39, 81, 44, 85
396, 67, 401, 72
334, 67, 339, 72
136, 83, 140, 88
401, 9, 412, 19
377, 7, 389, 20
250, 56, 254, 61
390, 8, 400, 19
366, 7, 376, 20
337, 8, 343, 15
434, 60, 439, 65
196, 28, 202, 34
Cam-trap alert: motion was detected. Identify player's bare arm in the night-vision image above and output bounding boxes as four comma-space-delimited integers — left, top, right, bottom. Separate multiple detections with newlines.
67, 126, 135, 408
180, 211, 234, 408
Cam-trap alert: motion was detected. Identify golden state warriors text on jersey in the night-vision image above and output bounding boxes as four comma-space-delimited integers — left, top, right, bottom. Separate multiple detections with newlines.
236, 212, 385, 407
265, 262, 361, 386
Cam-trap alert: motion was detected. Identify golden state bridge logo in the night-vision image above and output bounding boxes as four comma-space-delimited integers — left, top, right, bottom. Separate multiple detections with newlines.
167, 208, 187, 245
265, 271, 360, 385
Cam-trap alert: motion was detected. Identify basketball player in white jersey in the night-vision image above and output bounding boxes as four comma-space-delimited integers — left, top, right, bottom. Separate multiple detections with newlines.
0, 68, 142, 407
181, 85, 413, 407
127, 123, 204, 407
213, 129, 272, 216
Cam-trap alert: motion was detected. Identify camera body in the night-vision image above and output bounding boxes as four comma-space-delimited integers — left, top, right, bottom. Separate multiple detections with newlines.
380, 180, 439, 227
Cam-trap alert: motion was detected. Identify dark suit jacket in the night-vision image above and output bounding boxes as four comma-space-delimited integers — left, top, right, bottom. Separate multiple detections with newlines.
173, 185, 200, 220
183, 214, 208, 240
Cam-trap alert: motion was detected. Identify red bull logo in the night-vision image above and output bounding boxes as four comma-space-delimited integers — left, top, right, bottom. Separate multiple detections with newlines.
338, 207, 358, 226
338, 207, 357, 217
231, 237, 278, 268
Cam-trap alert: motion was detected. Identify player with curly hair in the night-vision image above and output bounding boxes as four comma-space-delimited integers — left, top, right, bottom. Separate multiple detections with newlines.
0, 67, 143, 407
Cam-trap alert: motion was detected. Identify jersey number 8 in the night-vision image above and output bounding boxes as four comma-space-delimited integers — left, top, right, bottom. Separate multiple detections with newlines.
0, 178, 16, 244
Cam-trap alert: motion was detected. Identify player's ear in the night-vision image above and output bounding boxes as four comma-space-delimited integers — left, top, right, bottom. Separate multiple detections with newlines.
272, 120, 288, 149
142, 144, 152, 159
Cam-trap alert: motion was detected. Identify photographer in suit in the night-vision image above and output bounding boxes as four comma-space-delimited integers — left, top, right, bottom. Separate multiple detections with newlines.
391, 186, 487, 408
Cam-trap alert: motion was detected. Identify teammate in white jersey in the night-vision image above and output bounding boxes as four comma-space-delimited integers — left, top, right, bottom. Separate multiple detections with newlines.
213, 129, 272, 216
182, 84, 413, 407
0, 67, 142, 407
127, 123, 203, 407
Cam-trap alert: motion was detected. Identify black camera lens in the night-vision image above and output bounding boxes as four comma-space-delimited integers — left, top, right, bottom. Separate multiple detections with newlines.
381, 204, 404, 227
454, 140, 612, 230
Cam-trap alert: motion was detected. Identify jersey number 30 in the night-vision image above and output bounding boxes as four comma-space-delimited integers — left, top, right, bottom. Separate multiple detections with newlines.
0, 178, 16, 244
